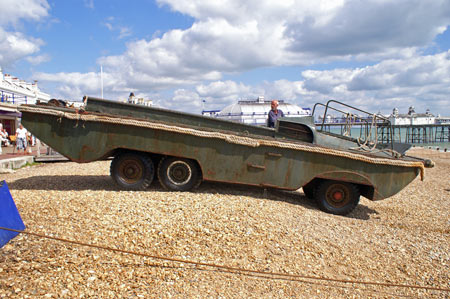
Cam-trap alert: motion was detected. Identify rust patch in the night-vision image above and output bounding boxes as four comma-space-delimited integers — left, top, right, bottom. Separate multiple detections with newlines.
206, 169, 216, 177
284, 159, 293, 186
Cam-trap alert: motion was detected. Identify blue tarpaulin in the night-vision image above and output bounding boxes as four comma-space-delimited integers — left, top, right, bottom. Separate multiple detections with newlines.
0, 181, 25, 248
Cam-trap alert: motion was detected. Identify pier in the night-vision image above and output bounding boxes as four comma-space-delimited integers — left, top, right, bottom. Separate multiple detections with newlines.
313, 101, 450, 147
317, 122, 450, 144
378, 124, 450, 144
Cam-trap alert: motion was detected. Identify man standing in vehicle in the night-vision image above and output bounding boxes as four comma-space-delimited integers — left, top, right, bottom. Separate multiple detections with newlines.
268, 100, 284, 128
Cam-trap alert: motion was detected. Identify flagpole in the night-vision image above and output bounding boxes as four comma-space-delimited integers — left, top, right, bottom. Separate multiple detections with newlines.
100, 66, 104, 98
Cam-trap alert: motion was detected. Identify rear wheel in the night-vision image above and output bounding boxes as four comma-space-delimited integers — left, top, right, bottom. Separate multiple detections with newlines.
315, 180, 360, 215
110, 152, 154, 190
157, 157, 202, 191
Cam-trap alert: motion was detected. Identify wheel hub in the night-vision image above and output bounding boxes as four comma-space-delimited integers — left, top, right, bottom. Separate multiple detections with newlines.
167, 161, 192, 185
326, 185, 349, 208
332, 191, 343, 201
119, 159, 143, 183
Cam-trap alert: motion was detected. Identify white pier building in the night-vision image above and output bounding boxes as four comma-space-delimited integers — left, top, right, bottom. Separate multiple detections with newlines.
202, 96, 310, 126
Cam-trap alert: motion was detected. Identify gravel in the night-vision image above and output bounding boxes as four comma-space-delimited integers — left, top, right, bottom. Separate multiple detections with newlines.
0, 148, 449, 298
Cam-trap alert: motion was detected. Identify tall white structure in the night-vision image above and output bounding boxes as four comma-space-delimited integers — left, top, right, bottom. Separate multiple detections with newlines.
203, 96, 310, 126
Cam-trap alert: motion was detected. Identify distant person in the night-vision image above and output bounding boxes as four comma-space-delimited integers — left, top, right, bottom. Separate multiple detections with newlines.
15, 124, 28, 155
267, 100, 284, 128
0, 124, 9, 154
0, 124, 9, 145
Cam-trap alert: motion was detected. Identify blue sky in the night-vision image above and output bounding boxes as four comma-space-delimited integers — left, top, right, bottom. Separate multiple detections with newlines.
1, 0, 450, 115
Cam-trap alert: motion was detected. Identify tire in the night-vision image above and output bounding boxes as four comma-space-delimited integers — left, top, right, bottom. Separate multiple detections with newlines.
302, 182, 315, 199
157, 157, 202, 191
315, 180, 360, 215
110, 152, 154, 190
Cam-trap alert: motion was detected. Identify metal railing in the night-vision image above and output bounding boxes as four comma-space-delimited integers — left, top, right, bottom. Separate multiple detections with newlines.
312, 100, 394, 151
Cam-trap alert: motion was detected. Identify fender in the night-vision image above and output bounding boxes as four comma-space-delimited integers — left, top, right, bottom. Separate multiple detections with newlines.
312, 170, 381, 200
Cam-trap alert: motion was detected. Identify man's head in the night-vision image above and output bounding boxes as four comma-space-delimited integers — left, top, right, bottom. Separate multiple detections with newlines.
271, 100, 279, 111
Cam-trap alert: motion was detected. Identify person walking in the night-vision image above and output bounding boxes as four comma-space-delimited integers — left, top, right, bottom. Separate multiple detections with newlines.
15, 124, 28, 155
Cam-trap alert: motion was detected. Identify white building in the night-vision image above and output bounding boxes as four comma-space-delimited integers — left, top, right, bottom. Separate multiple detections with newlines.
127, 92, 153, 106
204, 96, 310, 126
0, 68, 50, 105
389, 107, 436, 126
0, 67, 51, 135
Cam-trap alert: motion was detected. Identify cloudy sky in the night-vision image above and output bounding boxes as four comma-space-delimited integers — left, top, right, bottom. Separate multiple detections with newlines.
1, 0, 450, 115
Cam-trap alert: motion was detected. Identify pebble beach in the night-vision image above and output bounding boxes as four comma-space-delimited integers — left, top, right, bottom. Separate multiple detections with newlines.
0, 148, 449, 298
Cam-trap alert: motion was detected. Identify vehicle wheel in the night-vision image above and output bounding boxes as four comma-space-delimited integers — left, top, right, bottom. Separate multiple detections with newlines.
110, 152, 154, 190
157, 157, 202, 191
315, 180, 360, 215
302, 182, 315, 199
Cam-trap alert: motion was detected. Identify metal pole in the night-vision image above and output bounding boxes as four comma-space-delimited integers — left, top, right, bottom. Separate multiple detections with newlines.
100, 66, 104, 99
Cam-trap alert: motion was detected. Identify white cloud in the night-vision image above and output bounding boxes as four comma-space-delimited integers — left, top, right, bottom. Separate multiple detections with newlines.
170, 89, 202, 109
36, 51, 450, 115
102, 17, 132, 40
0, 0, 49, 67
299, 51, 450, 113
89, 0, 450, 96
194, 80, 256, 109
35, 72, 104, 99
25, 54, 50, 65
0, 0, 49, 26
103, 22, 113, 31
118, 27, 132, 39
196, 80, 251, 98
285, 0, 450, 59
0, 28, 43, 67
154, 51, 450, 114
84, 0, 94, 10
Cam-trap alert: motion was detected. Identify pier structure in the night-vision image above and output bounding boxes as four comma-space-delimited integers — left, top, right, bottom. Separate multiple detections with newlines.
377, 124, 450, 144
315, 104, 450, 145
318, 121, 450, 144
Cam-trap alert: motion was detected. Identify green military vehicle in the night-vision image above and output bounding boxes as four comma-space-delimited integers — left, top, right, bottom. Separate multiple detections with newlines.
18, 97, 433, 215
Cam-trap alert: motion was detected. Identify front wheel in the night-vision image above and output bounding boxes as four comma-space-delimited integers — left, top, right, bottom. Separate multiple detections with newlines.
157, 157, 202, 191
315, 180, 360, 215
110, 152, 154, 190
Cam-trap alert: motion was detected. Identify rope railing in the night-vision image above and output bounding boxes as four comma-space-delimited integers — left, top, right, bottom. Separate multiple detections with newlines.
19, 105, 427, 180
